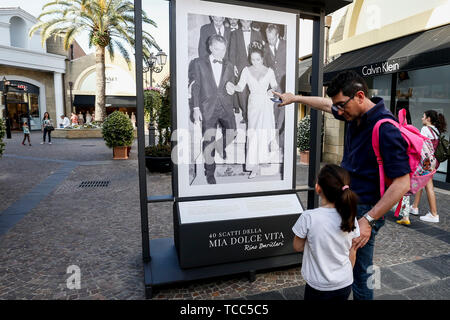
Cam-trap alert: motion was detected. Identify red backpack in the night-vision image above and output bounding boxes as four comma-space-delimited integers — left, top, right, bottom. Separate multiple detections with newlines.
372, 109, 437, 217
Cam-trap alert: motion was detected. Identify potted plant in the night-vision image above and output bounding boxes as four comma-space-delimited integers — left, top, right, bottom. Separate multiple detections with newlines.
297, 115, 310, 164
144, 79, 172, 172
101, 110, 134, 159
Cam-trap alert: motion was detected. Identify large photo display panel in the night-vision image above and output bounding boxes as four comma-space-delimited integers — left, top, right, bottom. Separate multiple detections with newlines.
175, 0, 298, 197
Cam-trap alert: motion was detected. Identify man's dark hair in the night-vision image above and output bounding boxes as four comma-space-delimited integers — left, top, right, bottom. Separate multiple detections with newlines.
208, 34, 227, 47
266, 24, 279, 35
326, 70, 369, 98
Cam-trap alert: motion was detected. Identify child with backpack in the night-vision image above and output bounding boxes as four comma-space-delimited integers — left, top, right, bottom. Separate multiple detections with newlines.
292, 164, 360, 300
22, 121, 31, 146
407, 110, 447, 223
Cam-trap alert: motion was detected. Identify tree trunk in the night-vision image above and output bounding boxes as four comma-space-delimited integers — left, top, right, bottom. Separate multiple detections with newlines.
95, 45, 106, 122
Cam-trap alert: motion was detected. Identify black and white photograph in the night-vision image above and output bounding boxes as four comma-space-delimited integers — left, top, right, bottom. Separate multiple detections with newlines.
175, 0, 297, 197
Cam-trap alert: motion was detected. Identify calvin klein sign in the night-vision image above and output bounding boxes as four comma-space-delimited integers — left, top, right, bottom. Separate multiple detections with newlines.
361, 61, 400, 76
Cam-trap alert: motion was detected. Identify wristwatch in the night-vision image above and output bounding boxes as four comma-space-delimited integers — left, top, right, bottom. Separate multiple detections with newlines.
363, 213, 377, 228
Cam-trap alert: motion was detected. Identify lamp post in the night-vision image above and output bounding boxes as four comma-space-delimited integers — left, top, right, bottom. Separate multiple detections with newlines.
143, 50, 167, 88
68, 81, 74, 112
2, 76, 11, 139
143, 50, 167, 146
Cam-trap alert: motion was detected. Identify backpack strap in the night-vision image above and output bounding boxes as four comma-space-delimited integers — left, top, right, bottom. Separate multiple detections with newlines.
373, 112, 416, 218
428, 126, 439, 139
372, 118, 401, 198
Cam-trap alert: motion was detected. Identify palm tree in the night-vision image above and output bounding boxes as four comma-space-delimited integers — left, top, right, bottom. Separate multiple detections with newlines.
29, 0, 160, 122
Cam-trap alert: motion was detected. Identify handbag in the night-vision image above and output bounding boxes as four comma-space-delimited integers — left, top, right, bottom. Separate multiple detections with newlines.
47, 125, 55, 131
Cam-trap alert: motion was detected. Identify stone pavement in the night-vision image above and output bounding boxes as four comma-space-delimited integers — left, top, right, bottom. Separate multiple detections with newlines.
0, 132, 449, 300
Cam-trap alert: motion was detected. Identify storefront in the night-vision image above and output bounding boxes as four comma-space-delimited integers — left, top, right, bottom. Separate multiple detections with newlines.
324, 23, 450, 188
73, 94, 136, 121
66, 54, 137, 122
0, 80, 41, 130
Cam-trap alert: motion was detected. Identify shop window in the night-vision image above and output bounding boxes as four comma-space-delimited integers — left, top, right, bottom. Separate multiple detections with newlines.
401, 66, 450, 179
29, 94, 41, 130
366, 74, 392, 108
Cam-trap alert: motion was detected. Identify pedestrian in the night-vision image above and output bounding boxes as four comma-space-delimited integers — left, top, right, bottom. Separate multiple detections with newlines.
22, 121, 31, 146
292, 164, 359, 300
408, 110, 447, 223
60, 114, 70, 128
394, 195, 412, 225
274, 70, 411, 300
41, 112, 53, 145
70, 112, 78, 126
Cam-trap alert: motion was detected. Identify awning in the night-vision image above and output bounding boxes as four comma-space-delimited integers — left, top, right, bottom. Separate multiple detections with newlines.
324, 24, 450, 83
106, 95, 136, 107
73, 95, 136, 107
73, 95, 94, 107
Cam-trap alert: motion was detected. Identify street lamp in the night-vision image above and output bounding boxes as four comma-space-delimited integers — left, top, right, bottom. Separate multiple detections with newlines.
2, 76, 11, 139
143, 50, 167, 88
143, 50, 167, 146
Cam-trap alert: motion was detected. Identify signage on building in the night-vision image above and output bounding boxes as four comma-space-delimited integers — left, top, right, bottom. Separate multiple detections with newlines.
359, 57, 409, 77
361, 60, 401, 76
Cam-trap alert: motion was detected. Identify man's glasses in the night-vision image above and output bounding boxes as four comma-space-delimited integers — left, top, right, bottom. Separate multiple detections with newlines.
333, 95, 354, 111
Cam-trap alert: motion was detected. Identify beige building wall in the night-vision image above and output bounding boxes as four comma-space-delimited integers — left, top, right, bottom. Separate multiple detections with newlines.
65, 51, 141, 115
330, 0, 450, 56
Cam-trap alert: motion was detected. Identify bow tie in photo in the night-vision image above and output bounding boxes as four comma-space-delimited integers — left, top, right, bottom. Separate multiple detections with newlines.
213, 59, 223, 64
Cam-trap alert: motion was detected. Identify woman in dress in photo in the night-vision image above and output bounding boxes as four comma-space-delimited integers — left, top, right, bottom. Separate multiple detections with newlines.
227, 41, 279, 179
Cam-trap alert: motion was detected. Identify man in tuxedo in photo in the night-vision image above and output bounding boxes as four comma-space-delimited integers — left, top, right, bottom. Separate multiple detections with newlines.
264, 24, 286, 150
228, 19, 263, 124
198, 16, 231, 59
191, 35, 237, 184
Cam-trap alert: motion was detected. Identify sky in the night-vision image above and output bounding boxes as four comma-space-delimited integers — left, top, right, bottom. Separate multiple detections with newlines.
1, 0, 312, 58
1, 0, 170, 56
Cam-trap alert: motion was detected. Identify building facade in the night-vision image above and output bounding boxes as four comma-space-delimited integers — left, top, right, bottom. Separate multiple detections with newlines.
0, 7, 67, 131
322, 0, 450, 188
66, 51, 138, 120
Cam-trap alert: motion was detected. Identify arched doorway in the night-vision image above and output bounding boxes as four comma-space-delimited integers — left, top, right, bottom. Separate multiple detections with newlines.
1, 80, 41, 131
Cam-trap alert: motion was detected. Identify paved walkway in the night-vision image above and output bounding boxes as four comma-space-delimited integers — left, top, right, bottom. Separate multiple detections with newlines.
0, 132, 449, 300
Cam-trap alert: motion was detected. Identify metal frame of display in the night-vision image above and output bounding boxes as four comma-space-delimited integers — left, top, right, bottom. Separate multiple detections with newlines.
134, 0, 326, 299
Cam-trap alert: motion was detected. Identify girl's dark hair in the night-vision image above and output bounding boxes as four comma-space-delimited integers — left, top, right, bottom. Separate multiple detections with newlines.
43, 112, 50, 120
425, 110, 447, 133
317, 164, 358, 232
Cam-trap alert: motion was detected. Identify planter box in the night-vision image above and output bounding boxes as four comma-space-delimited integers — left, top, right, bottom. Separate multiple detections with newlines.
52, 128, 138, 139
113, 146, 128, 160
299, 151, 310, 165
145, 156, 171, 172
52, 128, 103, 139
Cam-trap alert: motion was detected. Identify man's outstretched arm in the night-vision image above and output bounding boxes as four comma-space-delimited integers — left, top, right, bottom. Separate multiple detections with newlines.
273, 91, 333, 114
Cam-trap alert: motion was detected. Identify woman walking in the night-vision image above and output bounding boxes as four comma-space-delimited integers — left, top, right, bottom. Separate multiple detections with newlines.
406, 110, 447, 223
41, 112, 53, 145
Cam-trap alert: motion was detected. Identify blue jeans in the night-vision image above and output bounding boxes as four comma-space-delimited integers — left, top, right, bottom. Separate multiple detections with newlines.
352, 204, 385, 300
